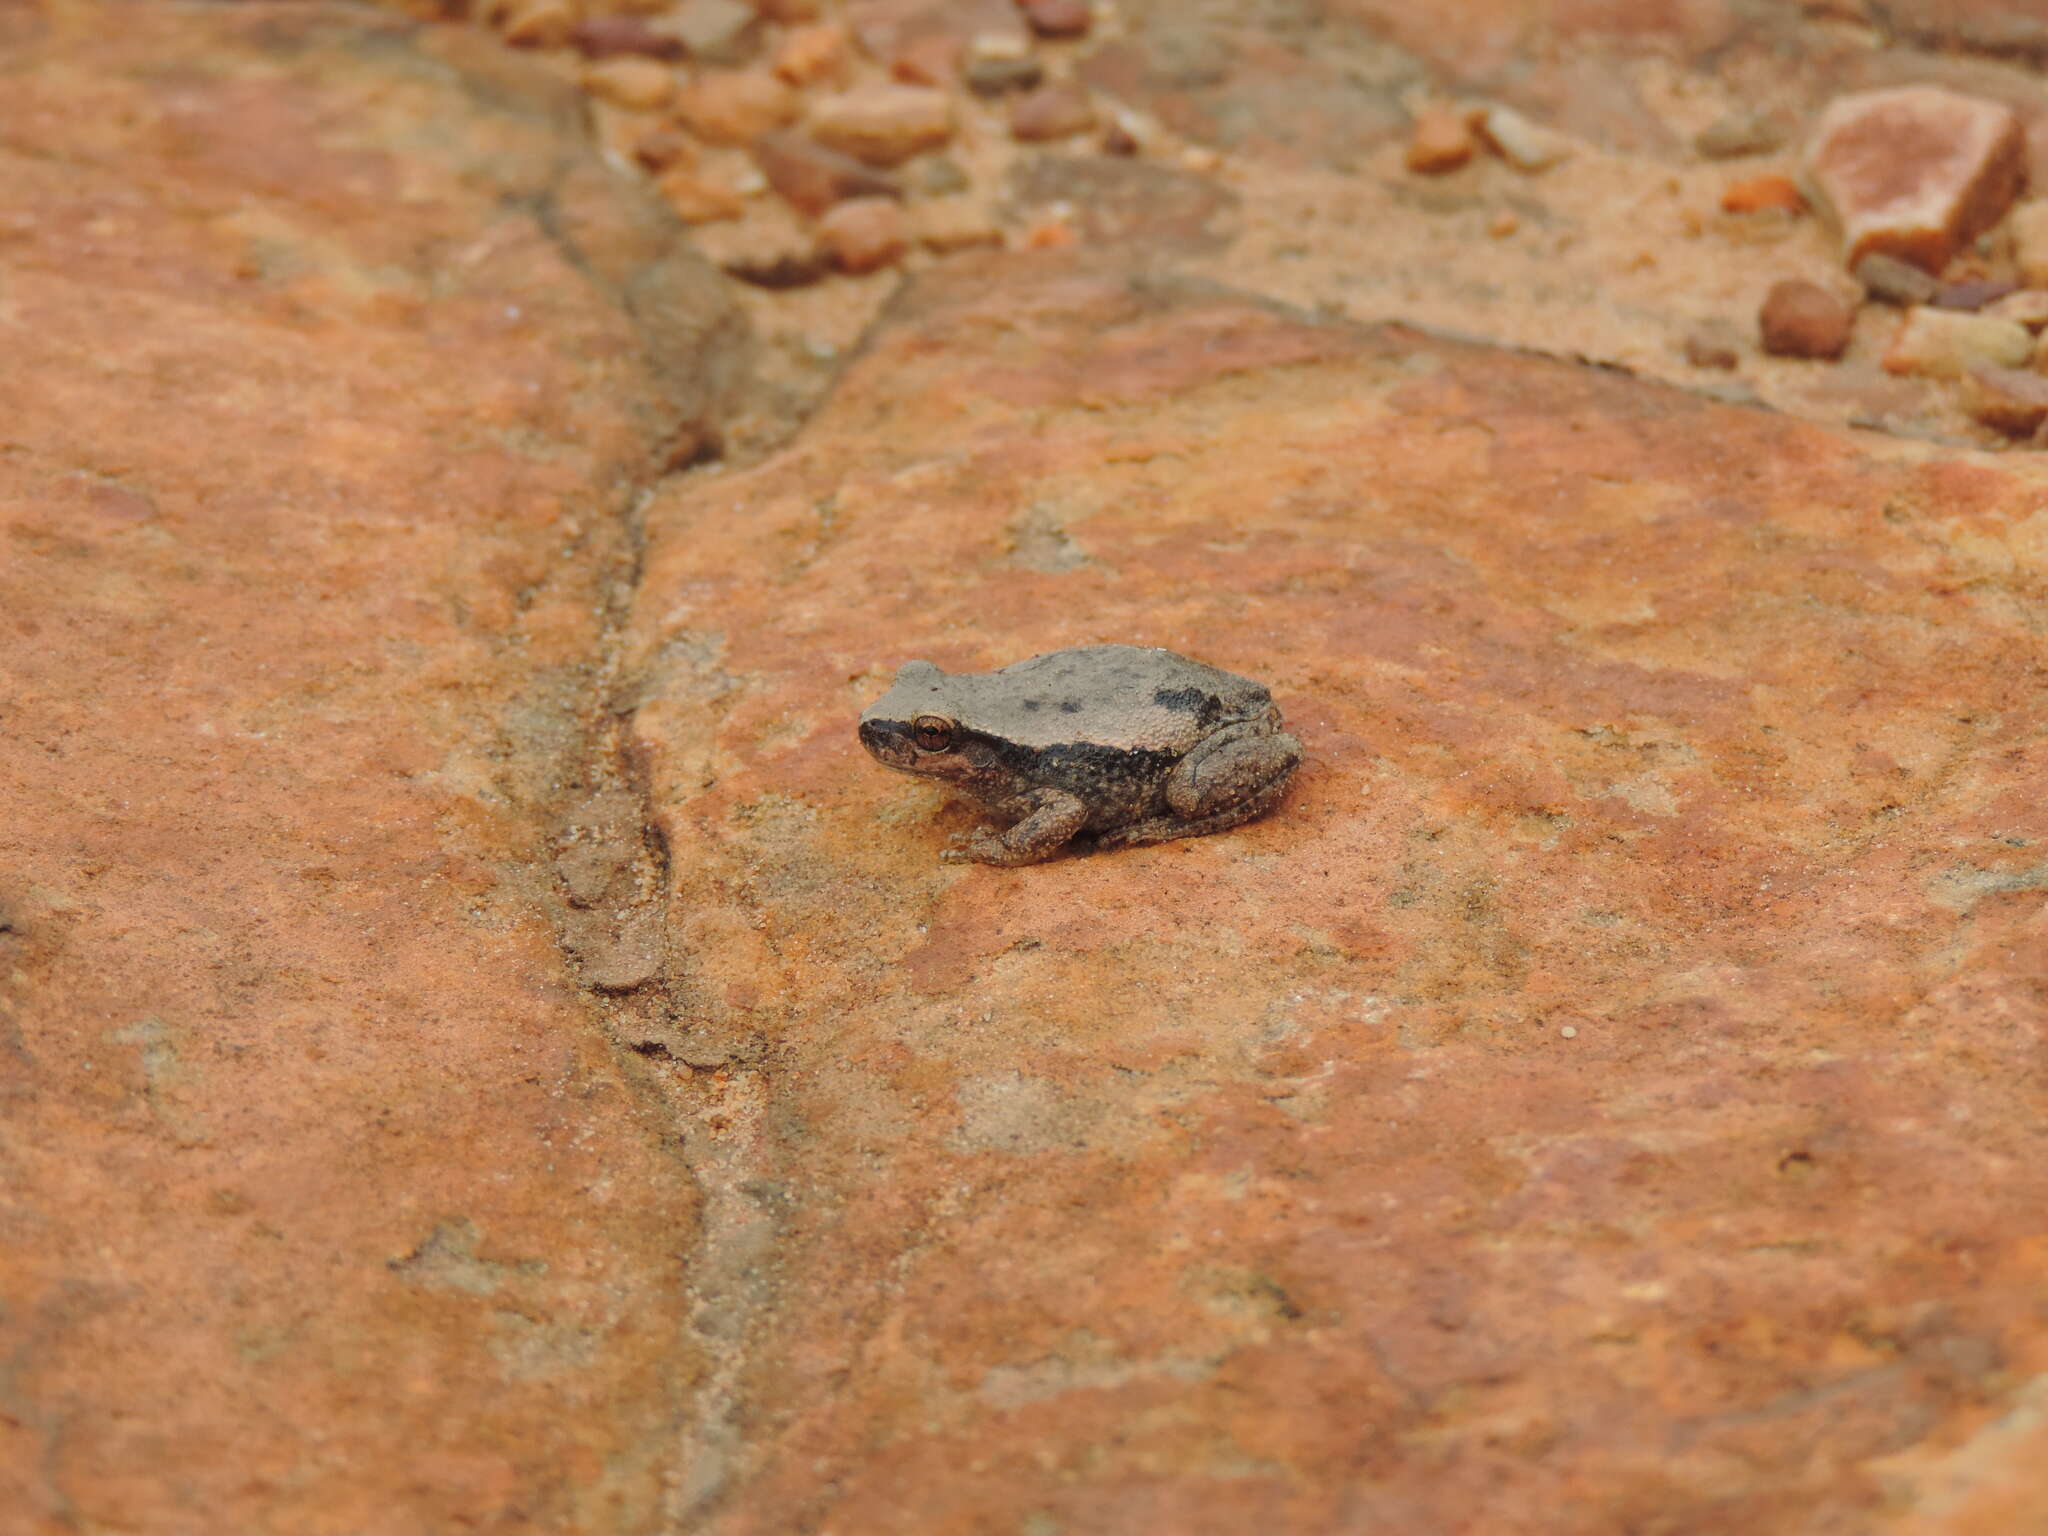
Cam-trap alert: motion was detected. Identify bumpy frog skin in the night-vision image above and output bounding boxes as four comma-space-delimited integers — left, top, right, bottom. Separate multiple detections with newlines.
858, 644, 1302, 866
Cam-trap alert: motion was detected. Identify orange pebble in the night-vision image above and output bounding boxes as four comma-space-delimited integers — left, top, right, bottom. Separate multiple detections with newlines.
1721, 174, 1807, 214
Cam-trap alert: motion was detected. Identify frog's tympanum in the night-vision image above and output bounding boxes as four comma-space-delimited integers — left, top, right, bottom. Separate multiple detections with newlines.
858, 644, 1302, 866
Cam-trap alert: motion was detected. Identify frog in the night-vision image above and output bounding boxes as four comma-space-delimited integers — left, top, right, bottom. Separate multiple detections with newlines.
857, 644, 1302, 866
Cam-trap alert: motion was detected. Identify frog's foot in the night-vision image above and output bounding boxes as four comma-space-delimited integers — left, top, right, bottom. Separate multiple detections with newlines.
1093, 765, 1296, 852
939, 788, 1089, 866
1165, 727, 1302, 820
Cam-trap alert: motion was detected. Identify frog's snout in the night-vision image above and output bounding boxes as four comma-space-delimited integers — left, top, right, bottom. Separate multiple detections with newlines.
859, 717, 913, 767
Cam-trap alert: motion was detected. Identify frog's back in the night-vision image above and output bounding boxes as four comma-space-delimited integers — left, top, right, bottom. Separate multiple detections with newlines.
973, 644, 1271, 754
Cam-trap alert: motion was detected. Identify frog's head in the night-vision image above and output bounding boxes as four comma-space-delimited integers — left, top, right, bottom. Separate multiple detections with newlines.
858, 659, 1024, 804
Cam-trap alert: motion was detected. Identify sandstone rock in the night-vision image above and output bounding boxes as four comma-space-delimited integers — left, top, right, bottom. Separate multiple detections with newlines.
818, 195, 909, 272
2010, 201, 2048, 288
1758, 279, 1854, 358
672, 68, 800, 144
1882, 305, 2031, 376
1853, 251, 1939, 306
753, 130, 900, 216
571, 13, 685, 58
809, 83, 955, 166
1694, 108, 1783, 160
1404, 106, 1475, 175
0, 6, 740, 1529
1009, 79, 1096, 142
1803, 86, 2026, 273
667, 0, 760, 63
1472, 104, 1573, 172
1721, 173, 1805, 214
580, 56, 675, 111
771, 20, 851, 85
620, 253, 2048, 1533
1021, 0, 1092, 38
1961, 363, 2048, 433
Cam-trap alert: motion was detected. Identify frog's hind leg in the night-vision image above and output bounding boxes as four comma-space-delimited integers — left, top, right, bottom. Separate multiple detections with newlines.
1092, 768, 1295, 852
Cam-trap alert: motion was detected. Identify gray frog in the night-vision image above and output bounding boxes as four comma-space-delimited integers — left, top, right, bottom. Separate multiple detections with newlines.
858, 644, 1301, 866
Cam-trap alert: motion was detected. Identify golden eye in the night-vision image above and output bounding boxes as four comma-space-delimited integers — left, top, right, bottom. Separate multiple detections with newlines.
912, 715, 955, 752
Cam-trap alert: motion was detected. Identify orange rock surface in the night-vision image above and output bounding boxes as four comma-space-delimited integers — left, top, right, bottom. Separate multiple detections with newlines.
0, 5, 739, 1530
10, 0, 2048, 1531
621, 253, 2048, 1530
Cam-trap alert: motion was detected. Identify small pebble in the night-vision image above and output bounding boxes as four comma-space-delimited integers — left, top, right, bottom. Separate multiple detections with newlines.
1934, 277, 2019, 312
657, 167, 746, 224
914, 156, 970, 195
671, 70, 800, 146
1694, 109, 1783, 160
1488, 210, 1518, 238
499, 0, 575, 48
1720, 174, 1805, 214
1963, 365, 2048, 434
1021, 210, 1078, 249
572, 15, 685, 60
771, 22, 851, 86
2011, 201, 2048, 287
965, 52, 1045, 95
1180, 145, 1221, 173
752, 131, 900, 217
1472, 105, 1572, 172
698, 209, 826, 287
1010, 80, 1096, 142
1682, 319, 1743, 370
581, 58, 676, 113
1853, 251, 1938, 307
1101, 114, 1142, 157
1758, 279, 1854, 359
911, 197, 1003, 252
632, 127, 697, 173
810, 84, 956, 166
818, 197, 909, 274
969, 28, 1033, 62
1404, 106, 1474, 175
891, 34, 963, 87
1021, 0, 1093, 38
1560, 1025, 1578, 1039
1882, 306, 2031, 377
1984, 289, 2048, 331
1804, 86, 2025, 272
667, 0, 760, 64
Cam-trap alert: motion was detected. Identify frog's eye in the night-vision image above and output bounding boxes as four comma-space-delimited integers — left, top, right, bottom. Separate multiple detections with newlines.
912, 715, 955, 752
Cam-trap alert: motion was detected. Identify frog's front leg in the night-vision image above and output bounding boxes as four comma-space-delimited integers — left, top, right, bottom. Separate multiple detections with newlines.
1165, 722, 1302, 820
941, 787, 1090, 866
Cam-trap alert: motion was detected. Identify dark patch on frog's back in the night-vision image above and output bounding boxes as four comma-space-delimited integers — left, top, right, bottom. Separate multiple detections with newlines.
1153, 685, 1226, 728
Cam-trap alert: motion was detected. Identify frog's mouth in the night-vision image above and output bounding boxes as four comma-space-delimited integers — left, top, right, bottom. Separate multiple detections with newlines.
858, 718, 919, 771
